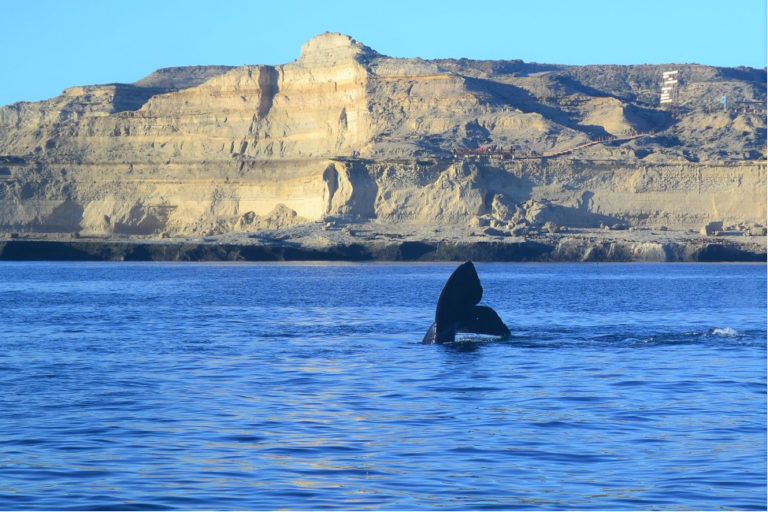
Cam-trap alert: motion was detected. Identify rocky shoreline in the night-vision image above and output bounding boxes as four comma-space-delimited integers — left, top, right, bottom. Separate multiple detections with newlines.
1, 227, 764, 262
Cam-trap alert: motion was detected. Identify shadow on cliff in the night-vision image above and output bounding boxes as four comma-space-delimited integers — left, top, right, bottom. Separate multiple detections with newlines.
475, 164, 535, 205
549, 74, 676, 133
536, 202, 627, 229
464, 77, 611, 139
323, 162, 378, 219
36, 200, 84, 233
256, 67, 279, 119
109, 85, 171, 113
433, 58, 563, 78
475, 165, 626, 229
110, 66, 241, 113
464, 76, 675, 138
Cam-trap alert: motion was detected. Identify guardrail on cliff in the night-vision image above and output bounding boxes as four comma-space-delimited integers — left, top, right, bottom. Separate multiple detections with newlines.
452, 132, 654, 161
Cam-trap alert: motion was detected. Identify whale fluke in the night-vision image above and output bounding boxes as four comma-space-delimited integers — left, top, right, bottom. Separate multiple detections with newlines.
422, 261, 510, 344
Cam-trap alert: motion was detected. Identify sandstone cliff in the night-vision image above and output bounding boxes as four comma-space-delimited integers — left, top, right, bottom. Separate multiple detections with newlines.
0, 33, 765, 259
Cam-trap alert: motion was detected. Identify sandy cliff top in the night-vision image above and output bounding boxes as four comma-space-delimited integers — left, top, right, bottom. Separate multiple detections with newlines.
1, 32, 765, 162
298, 32, 379, 66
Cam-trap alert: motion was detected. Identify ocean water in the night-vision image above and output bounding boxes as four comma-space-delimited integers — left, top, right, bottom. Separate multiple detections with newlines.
0, 261, 765, 510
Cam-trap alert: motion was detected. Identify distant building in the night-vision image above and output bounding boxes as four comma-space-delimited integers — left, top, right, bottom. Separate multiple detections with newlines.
660, 70, 679, 108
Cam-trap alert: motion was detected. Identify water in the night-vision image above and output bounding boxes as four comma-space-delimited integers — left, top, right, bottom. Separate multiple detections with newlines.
0, 262, 765, 510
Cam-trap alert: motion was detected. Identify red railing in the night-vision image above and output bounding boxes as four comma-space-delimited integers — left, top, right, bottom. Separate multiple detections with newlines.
452, 132, 653, 160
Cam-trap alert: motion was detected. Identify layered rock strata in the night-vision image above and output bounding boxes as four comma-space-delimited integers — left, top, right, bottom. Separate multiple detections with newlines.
0, 33, 765, 259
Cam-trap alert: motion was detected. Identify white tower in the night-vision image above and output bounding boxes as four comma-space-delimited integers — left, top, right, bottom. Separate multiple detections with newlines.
660, 70, 679, 108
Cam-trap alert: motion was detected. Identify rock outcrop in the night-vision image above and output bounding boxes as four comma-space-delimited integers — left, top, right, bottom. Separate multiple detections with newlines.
0, 33, 765, 255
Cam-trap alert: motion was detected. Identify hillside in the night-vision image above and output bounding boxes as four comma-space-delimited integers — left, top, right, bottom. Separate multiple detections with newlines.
0, 33, 765, 261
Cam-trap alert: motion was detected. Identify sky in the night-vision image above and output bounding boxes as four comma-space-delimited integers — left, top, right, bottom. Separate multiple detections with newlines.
1, 0, 766, 107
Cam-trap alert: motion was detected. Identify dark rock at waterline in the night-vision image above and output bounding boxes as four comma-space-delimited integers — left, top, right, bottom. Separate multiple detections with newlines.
0, 239, 764, 263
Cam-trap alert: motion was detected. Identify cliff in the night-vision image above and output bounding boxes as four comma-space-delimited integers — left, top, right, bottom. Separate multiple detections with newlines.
0, 33, 765, 260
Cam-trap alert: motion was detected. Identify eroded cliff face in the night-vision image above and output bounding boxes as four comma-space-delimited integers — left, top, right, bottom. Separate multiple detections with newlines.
0, 32, 765, 238
325, 158, 767, 230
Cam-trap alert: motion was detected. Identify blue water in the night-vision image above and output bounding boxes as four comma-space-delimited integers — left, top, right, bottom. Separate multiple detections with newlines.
0, 262, 765, 510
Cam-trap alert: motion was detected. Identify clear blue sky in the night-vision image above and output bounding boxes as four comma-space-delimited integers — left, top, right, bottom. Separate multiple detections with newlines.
1, 0, 766, 107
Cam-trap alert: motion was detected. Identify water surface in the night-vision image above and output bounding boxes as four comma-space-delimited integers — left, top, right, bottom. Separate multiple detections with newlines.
0, 262, 765, 510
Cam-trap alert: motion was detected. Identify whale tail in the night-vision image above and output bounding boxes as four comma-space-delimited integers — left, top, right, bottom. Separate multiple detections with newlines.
422, 261, 510, 344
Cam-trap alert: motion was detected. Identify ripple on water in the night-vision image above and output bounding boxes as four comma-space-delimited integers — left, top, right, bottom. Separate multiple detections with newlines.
0, 262, 764, 510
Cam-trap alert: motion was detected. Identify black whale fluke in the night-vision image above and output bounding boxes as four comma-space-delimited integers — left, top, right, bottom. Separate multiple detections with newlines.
422, 261, 510, 344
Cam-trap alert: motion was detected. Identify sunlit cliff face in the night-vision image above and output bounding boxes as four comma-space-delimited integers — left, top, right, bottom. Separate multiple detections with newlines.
0, 33, 764, 237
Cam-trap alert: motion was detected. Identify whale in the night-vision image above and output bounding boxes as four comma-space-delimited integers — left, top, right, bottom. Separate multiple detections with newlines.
422, 261, 510, 344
